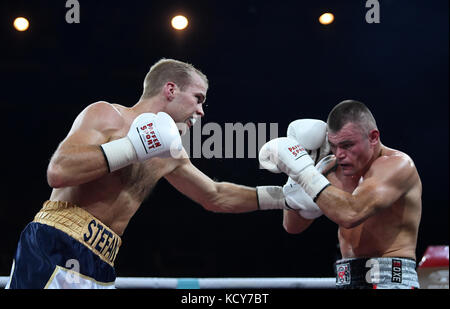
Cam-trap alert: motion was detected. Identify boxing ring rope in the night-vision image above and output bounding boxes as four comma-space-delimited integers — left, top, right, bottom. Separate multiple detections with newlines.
0, 276, 335, 289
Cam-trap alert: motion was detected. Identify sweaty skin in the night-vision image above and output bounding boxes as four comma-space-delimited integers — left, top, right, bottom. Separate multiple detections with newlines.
320, 148, 421, 260
284, 123, 422, 260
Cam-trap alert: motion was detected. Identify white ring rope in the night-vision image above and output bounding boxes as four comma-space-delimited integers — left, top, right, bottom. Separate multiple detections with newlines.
0, 276, 335, 289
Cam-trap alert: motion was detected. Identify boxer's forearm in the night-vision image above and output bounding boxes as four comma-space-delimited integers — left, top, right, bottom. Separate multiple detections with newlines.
165, 161, 258, 213
316, 186, 370, 228
47, 144, 109, 188
205, 182, 258, 213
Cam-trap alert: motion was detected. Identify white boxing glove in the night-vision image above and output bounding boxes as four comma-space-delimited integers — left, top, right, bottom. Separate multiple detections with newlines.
283, 177, 323, 219
259, 137, 330, 201
101, 112, 182, 172
287, 119, 331, 165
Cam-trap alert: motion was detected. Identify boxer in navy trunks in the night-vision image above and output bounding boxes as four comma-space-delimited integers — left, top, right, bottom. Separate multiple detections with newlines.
7, 201, 120, 288
7, 59, 273, 289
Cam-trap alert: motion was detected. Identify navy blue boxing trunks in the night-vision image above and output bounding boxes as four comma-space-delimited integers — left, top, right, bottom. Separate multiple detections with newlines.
335, 257, 420, 289
6, 201, 122, 289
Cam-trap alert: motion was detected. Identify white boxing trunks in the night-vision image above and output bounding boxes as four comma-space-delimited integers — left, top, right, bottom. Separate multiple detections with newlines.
335, 257, 420, 289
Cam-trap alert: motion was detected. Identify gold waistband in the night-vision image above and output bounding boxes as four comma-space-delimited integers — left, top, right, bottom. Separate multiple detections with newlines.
34, 201, 122, 267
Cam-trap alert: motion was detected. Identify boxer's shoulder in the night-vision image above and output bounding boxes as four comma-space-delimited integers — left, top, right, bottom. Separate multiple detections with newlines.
74, 101, 127, 132
368, 147, 419, 186
374, 146, 416, 171
85, 101, 125, 120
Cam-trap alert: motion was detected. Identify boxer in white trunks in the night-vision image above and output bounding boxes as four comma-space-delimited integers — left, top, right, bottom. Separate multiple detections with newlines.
260, 100, 422, 289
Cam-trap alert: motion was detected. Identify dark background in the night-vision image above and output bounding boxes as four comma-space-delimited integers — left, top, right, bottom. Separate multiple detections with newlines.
0, 0, 448, 279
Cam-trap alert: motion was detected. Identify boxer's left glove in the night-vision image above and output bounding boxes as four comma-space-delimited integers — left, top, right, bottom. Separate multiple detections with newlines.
281, 150, 334, 218
101, 112, 182, 172
283, 177, 322, 219
256, 184, 320, 213
259, 137, 331, 201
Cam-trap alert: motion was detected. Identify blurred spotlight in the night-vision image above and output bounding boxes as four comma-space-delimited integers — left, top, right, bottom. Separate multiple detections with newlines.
171, 15, 188, 30
319, 13, 334, 25
13, 17, 30, 31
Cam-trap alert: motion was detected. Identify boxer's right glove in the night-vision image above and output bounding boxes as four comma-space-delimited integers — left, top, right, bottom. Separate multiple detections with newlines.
259, 137, 331, 201
101, 112, 182, 172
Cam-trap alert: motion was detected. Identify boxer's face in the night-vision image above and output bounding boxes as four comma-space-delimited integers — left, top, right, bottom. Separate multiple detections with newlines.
166, 72, 207, 130
328, 122, 373, 176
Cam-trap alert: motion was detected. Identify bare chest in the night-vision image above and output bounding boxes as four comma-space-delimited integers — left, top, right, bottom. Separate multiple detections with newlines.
118, 157, 178, 201
328, 173, 413, 258
108, 117, 180, 201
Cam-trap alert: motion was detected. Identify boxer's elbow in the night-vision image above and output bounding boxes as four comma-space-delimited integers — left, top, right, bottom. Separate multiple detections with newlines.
283, 221, 306, 234
47, 162, 65, 188
323, 195, 366, 228
283, 211, 312, 234
337, 217, 359, 229
47, 155, 73, 188
198, 186, 227, 213
200, 196, 220, 212
334, 210, 365, 229
340, 207, 381, 229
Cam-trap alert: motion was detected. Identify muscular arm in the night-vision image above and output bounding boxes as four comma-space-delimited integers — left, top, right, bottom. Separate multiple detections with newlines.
316, 154, 417, 228
283, 209, 314, 234
47, 102, 122, 188
165, 158, 258, 213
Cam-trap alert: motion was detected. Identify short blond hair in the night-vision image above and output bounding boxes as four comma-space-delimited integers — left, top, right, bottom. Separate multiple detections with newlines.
141, 58, 208, 99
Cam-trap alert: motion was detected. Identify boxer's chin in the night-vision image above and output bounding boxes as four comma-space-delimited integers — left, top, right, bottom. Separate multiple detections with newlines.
176, 122, 189, 136
340, 164, 355, 175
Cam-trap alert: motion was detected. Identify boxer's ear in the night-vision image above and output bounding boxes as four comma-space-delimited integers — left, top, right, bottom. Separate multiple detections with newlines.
368, 129, 379, 146
163, 82, 177, 101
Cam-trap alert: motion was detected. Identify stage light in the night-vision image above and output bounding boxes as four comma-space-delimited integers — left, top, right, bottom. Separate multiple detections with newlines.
171, 15, 188, 30
13, 17, 29, 31
319, 13, 334, 25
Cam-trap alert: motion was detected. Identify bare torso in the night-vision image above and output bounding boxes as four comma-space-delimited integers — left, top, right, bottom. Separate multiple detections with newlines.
324, 146, 422, 260
49, 104, 184, 235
